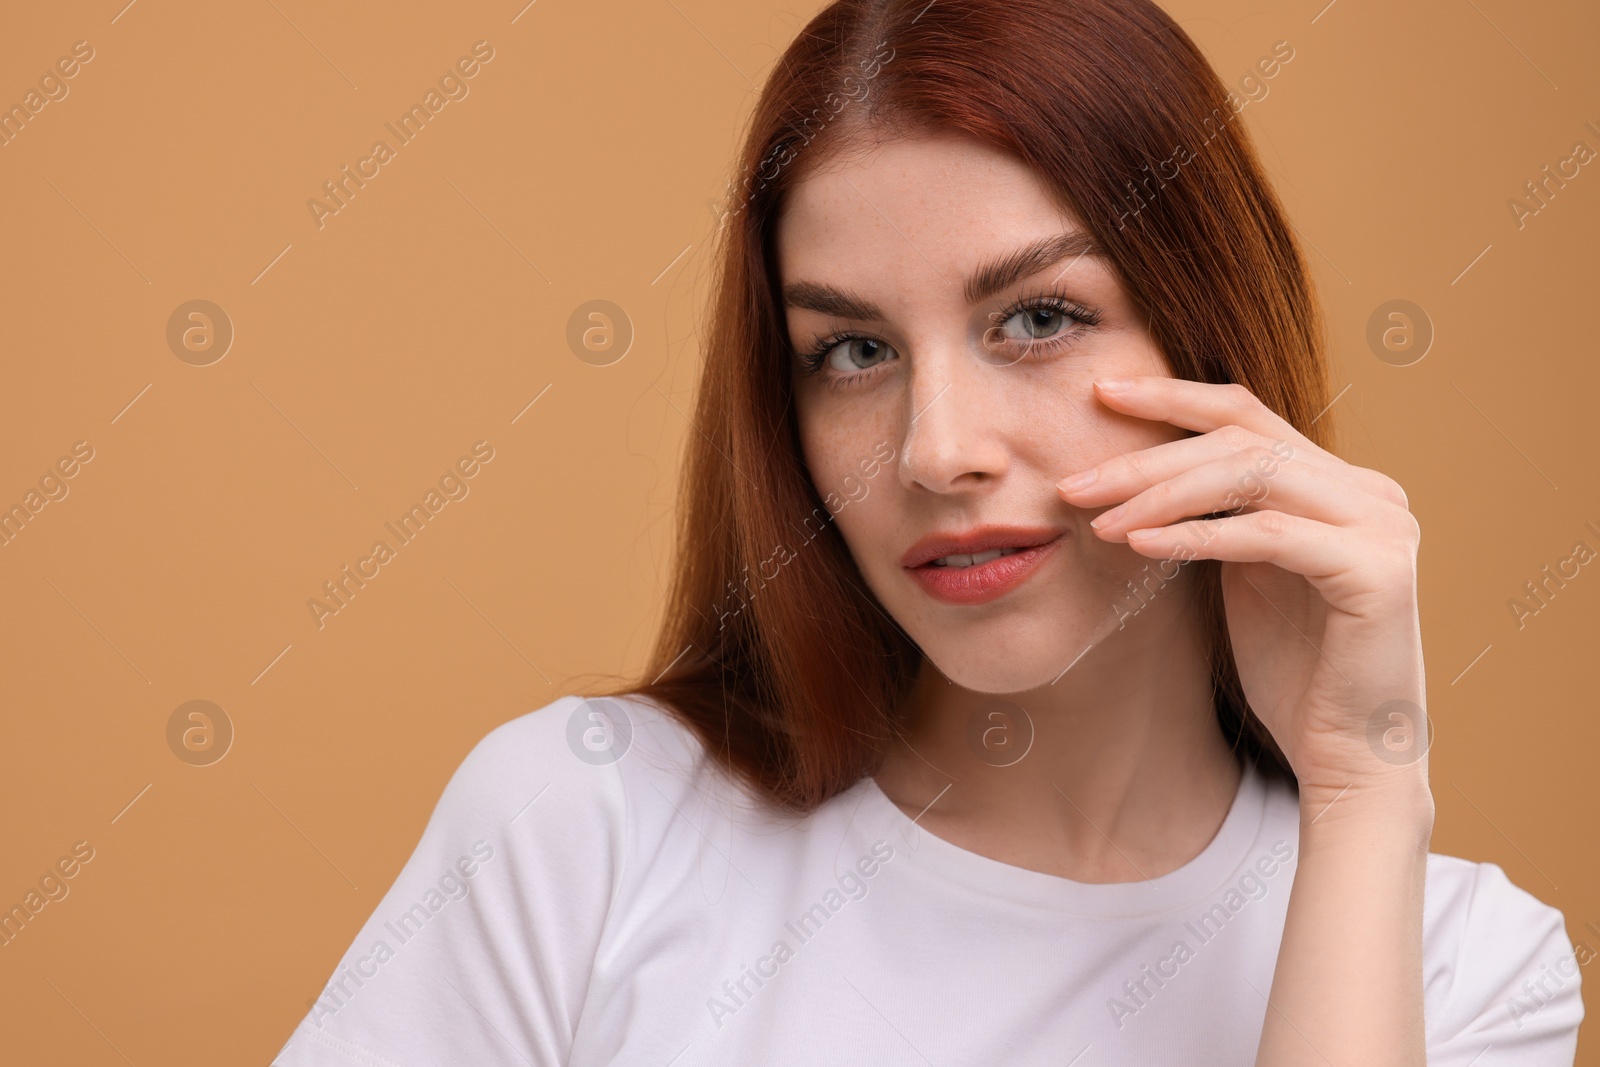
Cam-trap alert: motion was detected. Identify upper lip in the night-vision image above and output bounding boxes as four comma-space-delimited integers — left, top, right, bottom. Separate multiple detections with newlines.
901, 525, 1064, 568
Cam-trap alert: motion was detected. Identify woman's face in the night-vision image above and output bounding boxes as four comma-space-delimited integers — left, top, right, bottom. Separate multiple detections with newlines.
776, 131, 1193, 693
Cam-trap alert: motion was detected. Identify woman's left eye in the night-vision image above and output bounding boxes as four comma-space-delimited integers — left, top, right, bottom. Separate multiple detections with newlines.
985, 295, 1101, 354
999, 306, 1069, 342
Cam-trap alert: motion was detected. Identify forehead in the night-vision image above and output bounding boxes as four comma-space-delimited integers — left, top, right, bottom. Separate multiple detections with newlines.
774, 132, 1088, 288
771, 132, 1100, 308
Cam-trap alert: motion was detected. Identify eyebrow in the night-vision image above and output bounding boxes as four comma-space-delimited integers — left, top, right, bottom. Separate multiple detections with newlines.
781, 229, 1105, 320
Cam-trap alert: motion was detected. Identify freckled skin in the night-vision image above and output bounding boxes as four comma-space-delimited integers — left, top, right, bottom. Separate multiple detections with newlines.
776, 130, 1194, 693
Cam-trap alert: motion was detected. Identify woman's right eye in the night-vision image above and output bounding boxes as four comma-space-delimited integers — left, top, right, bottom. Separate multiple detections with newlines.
818, 337, 897, 374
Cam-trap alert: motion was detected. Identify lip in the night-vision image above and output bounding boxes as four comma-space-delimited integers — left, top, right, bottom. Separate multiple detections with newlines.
901, 524, 1065, 606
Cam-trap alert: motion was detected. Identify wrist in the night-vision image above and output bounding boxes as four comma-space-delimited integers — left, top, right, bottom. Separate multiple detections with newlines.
1297, 773, 1435, 845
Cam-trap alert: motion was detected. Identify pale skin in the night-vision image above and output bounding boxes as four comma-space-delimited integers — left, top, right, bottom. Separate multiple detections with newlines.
776, 130, 1434, 1065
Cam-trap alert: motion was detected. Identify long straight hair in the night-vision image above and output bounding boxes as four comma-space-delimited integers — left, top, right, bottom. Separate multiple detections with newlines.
585, 0, 1333, 813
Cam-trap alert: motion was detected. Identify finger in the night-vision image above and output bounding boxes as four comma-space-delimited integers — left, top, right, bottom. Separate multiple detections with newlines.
1083, 450, 1389, 541
1058, 425, 1327, 501
1121, 511, 1415, 595
1068, 387, 1409, 509
1091, 377, 1331, 463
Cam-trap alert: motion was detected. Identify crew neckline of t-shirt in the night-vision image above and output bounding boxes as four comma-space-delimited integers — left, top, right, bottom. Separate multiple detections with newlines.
857, 759, 1268, 920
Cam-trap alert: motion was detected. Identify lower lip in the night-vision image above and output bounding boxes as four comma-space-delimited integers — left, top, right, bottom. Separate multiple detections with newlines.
906, 537, 1062, 605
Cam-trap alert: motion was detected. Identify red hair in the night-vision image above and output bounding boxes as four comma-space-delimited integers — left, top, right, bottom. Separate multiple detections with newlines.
584, 0, 1334, 812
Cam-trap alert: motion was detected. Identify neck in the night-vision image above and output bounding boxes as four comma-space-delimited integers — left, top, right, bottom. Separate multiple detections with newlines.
873, 586, 1244, 883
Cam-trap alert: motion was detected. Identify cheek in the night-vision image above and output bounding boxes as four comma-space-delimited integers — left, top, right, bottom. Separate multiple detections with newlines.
796, 418, 899, 560
795, 385, 897, 495
1006, 341, 1179, 470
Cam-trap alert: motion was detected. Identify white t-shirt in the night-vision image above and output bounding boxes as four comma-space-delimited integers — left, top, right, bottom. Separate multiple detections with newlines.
272, 693, 1585, 1066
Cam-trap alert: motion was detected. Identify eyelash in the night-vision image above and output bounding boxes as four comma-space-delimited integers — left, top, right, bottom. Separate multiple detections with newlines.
796, 289, 1104, 389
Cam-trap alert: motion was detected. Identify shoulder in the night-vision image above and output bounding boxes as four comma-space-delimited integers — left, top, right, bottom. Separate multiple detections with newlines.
1250, 780, 1587, 1064
440, 690, 723, 841
272, 692, 727, 1067
1420, 851, 1586, 1062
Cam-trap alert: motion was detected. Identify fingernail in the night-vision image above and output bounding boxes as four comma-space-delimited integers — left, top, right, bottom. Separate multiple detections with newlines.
1090, 503, 1125, 529
1096, 378, 1132, 392
1057, 469, 1097, 492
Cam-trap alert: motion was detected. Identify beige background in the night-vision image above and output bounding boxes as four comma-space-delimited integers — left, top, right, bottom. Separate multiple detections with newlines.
0, 0, 1594, 1062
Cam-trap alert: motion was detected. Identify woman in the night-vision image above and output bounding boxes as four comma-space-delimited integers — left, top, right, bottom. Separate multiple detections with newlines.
273, 0, 1584, 1063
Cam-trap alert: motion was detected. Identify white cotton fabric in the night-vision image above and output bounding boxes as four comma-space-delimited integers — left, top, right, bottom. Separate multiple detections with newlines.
271, 693, 1584, 1066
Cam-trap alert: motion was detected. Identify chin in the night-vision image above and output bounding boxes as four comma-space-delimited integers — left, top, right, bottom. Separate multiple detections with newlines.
912, 610, 1085, 694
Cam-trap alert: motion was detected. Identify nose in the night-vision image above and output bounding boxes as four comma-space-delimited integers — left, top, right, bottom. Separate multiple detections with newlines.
897, 342, 1011, 495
